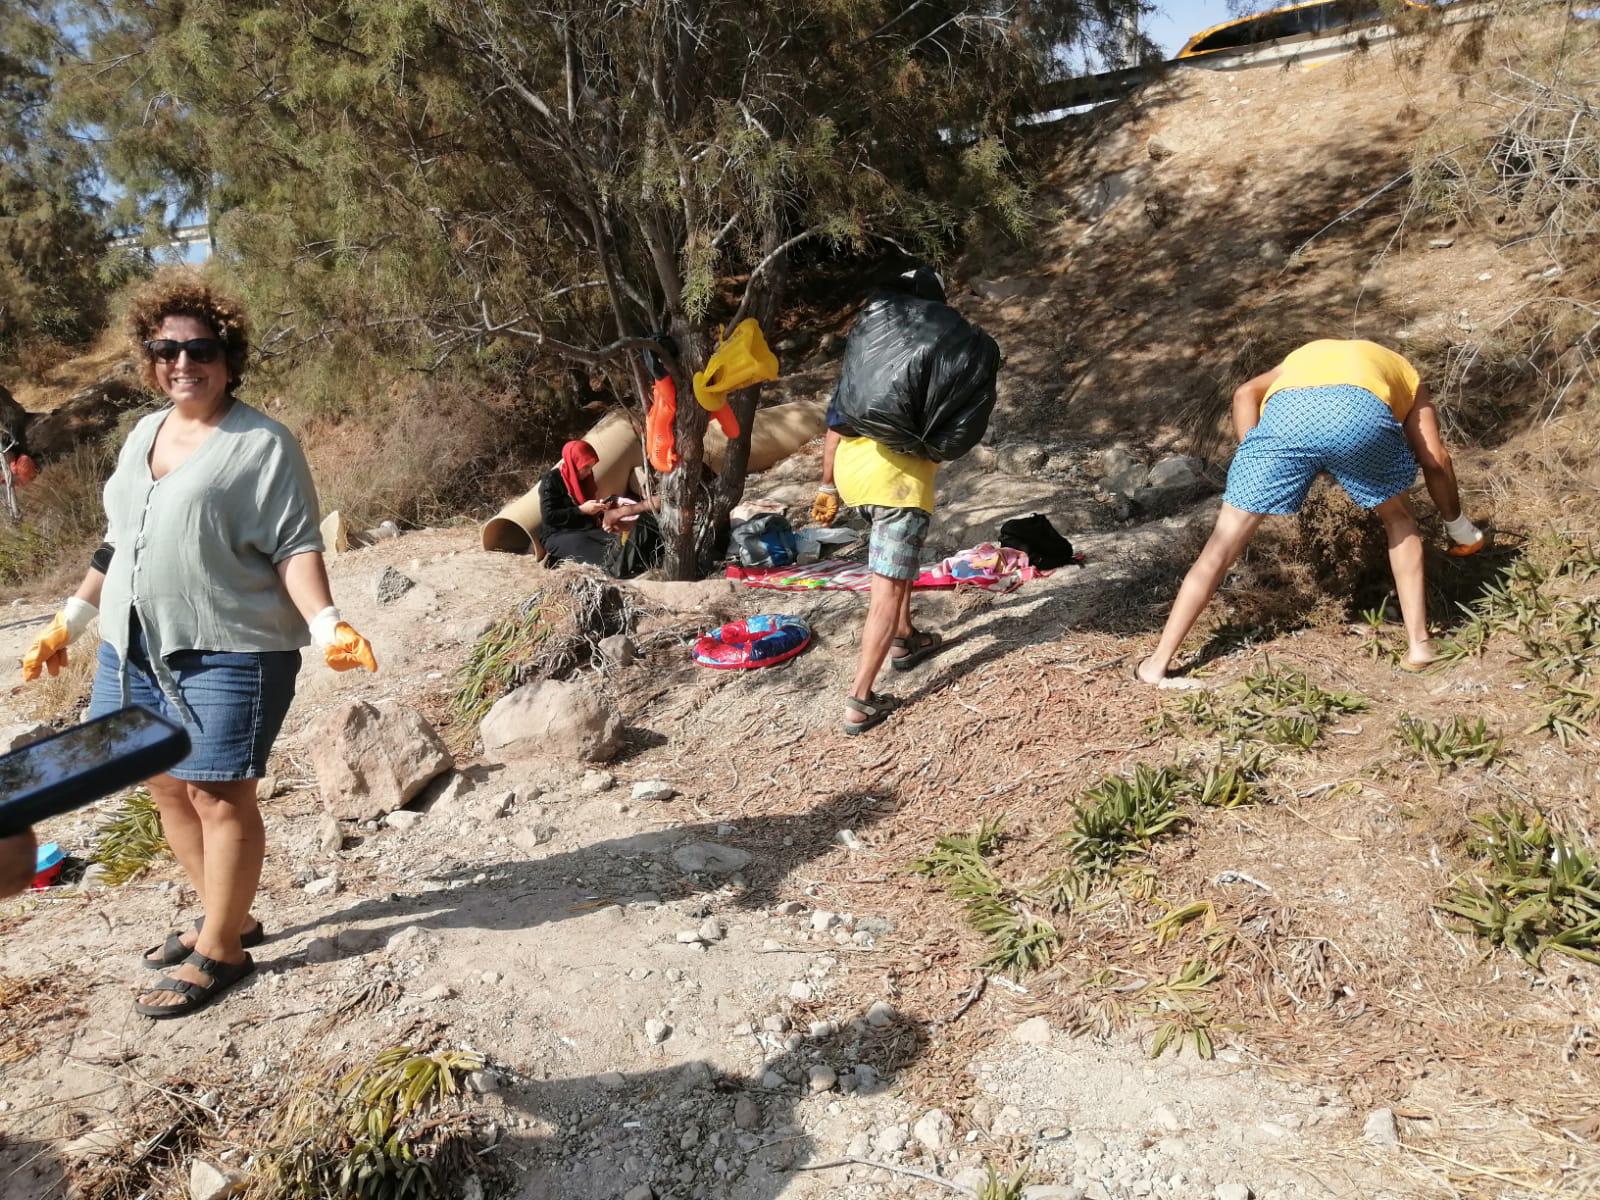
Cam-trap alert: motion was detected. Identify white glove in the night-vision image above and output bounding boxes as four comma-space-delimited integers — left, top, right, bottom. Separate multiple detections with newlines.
1444, 513, 1483, 546
308, 606, 342, 647
62, 596, 98, 640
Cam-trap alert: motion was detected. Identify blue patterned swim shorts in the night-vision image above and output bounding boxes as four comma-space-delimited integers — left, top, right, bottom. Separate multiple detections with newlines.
1222, 384, 1418, 515
861, 505, 931, 581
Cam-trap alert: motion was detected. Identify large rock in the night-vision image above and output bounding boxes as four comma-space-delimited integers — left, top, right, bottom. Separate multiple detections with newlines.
1099, 446, 1148, 498
1, 722, 51, 753
671, 842, 751, 876
312, 701, 454, 820
0, 384, 29, 450
480, 679, 623, 765
25, 379, 148, 462
1147, 455, 1207, 490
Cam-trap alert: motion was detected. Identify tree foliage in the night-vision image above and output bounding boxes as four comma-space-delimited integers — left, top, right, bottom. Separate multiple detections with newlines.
53, 0, 1137, 574
0, 3, 112, 350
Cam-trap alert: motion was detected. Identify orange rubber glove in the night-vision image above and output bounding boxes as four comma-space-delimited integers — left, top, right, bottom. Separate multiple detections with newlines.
309, 608, 378, 673
21, 598, 96, 682
811, 486, 841, 528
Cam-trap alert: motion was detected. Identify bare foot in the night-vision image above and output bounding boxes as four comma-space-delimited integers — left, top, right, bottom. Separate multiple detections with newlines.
1135, 657, 1207, 691
1407, 640, 1439, 668
1134, 657, 1167, 686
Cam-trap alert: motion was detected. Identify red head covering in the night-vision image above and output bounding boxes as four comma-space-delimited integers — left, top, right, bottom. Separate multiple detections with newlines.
559, 440, 600, 505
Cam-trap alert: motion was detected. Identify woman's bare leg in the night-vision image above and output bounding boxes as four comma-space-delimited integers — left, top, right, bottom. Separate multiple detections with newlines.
1138, 504, 1267, 683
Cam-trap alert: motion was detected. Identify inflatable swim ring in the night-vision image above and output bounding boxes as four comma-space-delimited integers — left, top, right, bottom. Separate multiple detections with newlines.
693, 614, 811, 670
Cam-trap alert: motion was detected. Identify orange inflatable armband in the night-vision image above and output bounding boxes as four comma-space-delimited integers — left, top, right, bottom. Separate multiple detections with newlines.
712, 404, 741, 439
9, 454, 38, 487
647, 375, 679, 474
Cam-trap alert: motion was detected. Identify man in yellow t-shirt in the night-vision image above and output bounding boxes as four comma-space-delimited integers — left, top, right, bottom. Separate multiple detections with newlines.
1137, 338, 1485, 687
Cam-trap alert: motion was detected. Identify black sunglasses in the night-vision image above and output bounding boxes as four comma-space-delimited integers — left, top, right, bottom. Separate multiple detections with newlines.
143, 337, 224, 364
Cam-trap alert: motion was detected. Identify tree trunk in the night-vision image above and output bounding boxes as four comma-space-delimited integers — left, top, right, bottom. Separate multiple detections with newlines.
660, 321, 709, 580
700, 225, 788, 573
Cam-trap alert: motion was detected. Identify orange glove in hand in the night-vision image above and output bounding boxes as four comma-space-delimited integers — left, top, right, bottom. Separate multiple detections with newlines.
811, 486, 841, 528
310, 608, 378, 673
21, 598, 97, 682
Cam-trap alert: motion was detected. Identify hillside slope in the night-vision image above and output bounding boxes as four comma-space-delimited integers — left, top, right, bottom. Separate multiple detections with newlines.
1, 9, 1597, 1200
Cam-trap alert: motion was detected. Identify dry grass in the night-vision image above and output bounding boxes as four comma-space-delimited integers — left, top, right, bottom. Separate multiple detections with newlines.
14, 633, 99, 724
0, 442, 113, 596
0, 968, 91, 1065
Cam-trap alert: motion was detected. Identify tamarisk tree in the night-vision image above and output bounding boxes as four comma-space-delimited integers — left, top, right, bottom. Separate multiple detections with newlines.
61, 1, 1134, 576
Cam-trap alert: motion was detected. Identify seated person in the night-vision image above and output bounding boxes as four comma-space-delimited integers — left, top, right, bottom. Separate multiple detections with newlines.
537, 440, 664, 578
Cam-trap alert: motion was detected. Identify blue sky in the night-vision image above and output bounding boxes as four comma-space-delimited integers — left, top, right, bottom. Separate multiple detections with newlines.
1147, 0, 1245, 55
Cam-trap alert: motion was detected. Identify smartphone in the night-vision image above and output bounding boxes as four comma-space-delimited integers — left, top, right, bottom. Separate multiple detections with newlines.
0, 706, 190, 836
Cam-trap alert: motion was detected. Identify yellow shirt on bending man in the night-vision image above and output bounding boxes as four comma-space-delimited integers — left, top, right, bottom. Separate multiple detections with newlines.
833, 436, 937, 513
1262, 339, 1422, 421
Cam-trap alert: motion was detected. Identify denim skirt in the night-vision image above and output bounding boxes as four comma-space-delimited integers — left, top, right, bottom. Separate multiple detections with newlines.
87, 618, 300, 783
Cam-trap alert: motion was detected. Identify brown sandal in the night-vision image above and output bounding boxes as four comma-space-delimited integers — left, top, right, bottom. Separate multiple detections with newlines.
890, 630, 942, 672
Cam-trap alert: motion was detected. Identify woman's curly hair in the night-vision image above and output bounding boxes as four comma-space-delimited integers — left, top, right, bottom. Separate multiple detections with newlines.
126, 270, 251, 395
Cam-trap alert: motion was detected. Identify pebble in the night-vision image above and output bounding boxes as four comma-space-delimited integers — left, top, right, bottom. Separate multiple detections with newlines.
384, 810, 423, 832
304, 937, 336, 964
467, 1070, 502, 1095
597, 1071, 627, 1089
1012, 1016, 1052, 1045
316, 815, 343, 854
808, 1020, 837, 1038
774, 901, 807, 916
865, 1000, 896, 1028
623, 1186, 654, 1200
847, 1131, 872, 1158
676, 930, 704, 944
810, 910, 840, 932
734, 1095, 762, 1130
788, 981, 814, 1002
912, 1108, 952, 1152
304, 877, 338, 897
481, 971, 502, 985
1362, 1107, 1400, 1146
419, 984, 454, 1002
807, 1065, 837, 1093
874, 1124, 910, 1153
644, 1019, 670, 1044
631, 780, 676, 803
188, 1159, 243, 1200
1215, 1186, 1252, 1200
761, 1014, 790, 1033
1074, 1132, 1105, 1162
835, 829, 865, 851
697, 917, 726, 943
581, 771, 616, 793
760, 1071, 786, 1090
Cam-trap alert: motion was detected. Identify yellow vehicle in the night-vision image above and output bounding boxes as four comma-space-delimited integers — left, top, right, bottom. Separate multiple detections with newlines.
1177, 0, 1430, 58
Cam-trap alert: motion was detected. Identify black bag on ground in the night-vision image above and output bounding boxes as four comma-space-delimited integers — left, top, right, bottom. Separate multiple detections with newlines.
829, 294, 1000, 463
999, 513, 1077, 570
731, 514, 800, 568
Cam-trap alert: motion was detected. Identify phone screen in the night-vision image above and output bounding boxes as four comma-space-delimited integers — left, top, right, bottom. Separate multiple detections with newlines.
0, 706, 190, 835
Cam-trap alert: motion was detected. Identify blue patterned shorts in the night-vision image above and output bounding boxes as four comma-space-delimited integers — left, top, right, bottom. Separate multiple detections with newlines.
1223, 385, 1417, 515
862, 506, 931, 581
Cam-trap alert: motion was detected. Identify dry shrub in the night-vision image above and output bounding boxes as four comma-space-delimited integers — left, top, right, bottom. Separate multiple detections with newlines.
15, 634, 99, 724
1213, 482, 1392, 636
303, 375, 562, 530
0, 441, 113, 596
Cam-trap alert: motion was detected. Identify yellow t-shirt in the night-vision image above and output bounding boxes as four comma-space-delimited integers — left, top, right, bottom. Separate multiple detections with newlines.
833, 437, 937, 512
1262, 339, 1422, 421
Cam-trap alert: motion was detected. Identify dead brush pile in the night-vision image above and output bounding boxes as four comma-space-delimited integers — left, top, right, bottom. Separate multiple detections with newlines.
445, 572, 642, 744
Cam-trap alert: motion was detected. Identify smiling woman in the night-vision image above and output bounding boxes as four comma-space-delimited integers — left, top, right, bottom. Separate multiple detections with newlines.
19, 269, 379, 1021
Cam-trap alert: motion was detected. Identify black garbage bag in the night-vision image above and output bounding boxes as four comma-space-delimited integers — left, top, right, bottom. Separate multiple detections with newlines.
829, 294, 1000, 463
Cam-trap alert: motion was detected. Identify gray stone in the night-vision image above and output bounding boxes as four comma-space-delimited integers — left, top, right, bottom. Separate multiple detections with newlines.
384, 810, 423, 832
644, 1018, 670, 1044
865, 1000, 897, 1028
698, 917, 726, 943
998, 443, 1051, 476
672, 842, 751, 876
510, 824, 556, 853
874, 1124, 909, 1154
304, 877, 338, 898
760, 1070, 786, 1090
1099, 446, 1148, 497
312, 701, 454, 821
810, 910, 840, 932
580, 770, 616, 793
467, 1070, 502, 1095
632, 780, 676, 803
788, 980, 814, 1002
775, 901, 807, 916
971, 277, 1041, 303
623, 1186, 654, 1200
762, 1014, 790, 1033
912, 1108, 952, 1152
481, 679, 623, 765
304, 937, 337, 964
1362, 1107, 1400, 1146
597, 1071, 627, 1089
316, 815, 344, 855
188, 1159, 244, 1200
375, 565, 415, 605
1215, 1186, 1252, 1200
807, 1065, 837, 1093
597, 634, 637, 666
1147, 454, 1207, 490
1012, 1016, 1052, 1045
734, 1095, 762, 1130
